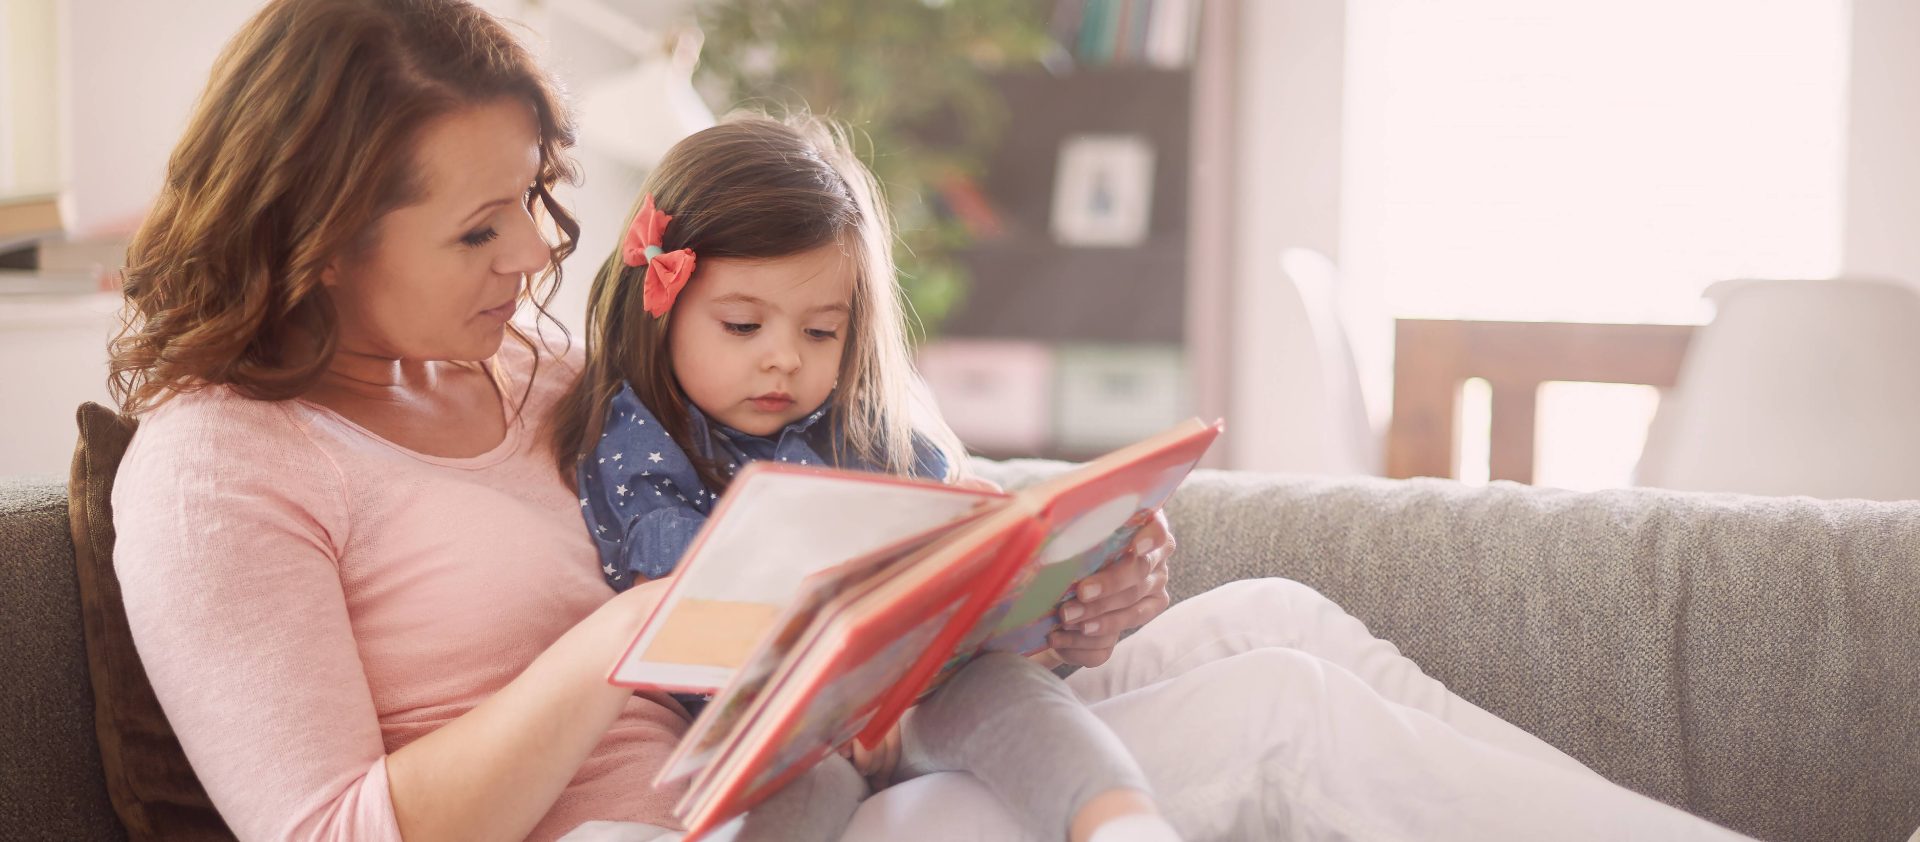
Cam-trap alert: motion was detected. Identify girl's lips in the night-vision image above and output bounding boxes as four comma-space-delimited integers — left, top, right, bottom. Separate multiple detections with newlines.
749, 396, 794, 412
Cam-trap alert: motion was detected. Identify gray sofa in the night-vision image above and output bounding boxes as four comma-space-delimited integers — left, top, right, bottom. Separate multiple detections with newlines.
5, 462, 1918, 841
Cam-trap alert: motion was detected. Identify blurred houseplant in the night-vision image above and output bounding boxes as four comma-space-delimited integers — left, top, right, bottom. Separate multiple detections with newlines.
694, 0, 1053, 337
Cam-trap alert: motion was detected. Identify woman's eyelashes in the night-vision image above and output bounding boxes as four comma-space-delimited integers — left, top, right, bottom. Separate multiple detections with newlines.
459, 227, 499, 248
457, 187, 535, 248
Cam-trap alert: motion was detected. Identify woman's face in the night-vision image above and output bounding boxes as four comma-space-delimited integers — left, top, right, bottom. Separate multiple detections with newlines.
323, 98, 550, 363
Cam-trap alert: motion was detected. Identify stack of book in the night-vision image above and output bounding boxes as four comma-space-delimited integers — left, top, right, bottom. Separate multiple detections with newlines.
1050, 0, 1200, 69
0, 192, 124, 295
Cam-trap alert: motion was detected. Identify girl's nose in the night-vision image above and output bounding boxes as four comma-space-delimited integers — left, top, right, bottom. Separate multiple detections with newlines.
761, 337, 801, 373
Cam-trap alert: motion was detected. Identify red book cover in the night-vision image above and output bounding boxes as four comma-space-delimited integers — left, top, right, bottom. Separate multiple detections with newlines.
676, 516, 1044, 838
855, 417, 1222, 746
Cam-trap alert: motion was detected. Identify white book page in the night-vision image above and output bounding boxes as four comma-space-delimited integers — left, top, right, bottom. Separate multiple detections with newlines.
612, 469, 993, 686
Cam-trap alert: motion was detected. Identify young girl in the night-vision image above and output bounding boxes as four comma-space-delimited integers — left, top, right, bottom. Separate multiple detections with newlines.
551, 115, 1182, 842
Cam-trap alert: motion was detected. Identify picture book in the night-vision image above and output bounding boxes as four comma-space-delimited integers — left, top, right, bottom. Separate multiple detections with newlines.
606, 417, 1222, 838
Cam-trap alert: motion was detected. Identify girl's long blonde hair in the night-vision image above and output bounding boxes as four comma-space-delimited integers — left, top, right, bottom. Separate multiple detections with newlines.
549, 114, 965, 491
108, 0, 580, 415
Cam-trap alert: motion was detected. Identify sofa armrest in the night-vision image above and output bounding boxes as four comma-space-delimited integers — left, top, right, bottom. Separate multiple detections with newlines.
0, 476, 126, 839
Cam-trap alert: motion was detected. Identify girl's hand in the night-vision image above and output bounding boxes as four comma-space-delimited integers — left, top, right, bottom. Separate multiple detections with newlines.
1048, 508, 1175, 668
839, 721, 903, 787
1028, 648, 1066, 670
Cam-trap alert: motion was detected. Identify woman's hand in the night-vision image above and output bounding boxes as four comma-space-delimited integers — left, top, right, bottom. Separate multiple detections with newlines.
1047, 509, 1176, 668
387, 574, 676, 841
953, 476, 1005, 494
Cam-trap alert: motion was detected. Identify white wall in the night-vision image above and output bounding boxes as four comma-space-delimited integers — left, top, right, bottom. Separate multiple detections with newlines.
0, 2, 260, 477
1224, 0, 1351, 473
61, 1, 261, 235
1844, 0, 1920, 286
3, 0, 60, 194
1344, 0, 1847, 326
0, 294, 121, 478
0, 2, 255, 477
1229, 0, 1871, 477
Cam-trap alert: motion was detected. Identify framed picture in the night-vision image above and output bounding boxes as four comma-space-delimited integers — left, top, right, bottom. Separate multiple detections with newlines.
1049, 134, 1155, 248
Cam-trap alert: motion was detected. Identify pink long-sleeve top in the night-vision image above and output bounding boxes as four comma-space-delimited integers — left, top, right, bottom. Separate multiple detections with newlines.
112, 338, 690, 841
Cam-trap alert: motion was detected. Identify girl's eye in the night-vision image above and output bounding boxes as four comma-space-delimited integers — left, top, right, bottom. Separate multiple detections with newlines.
460, 227, 499, 247
723, 322, 760, 336
805, 328, 840, 341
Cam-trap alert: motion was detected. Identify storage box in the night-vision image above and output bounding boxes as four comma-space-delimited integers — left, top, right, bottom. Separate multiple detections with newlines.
917, 339, 1056, 455
1052, 344, 1187, 452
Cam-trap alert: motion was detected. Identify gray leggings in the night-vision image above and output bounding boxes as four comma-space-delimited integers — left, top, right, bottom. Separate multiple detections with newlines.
736, 652, 1152, 842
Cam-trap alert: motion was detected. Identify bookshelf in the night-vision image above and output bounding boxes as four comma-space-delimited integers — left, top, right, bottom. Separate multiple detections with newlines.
941, 65, 1190, 344
918, 0, 1224, 464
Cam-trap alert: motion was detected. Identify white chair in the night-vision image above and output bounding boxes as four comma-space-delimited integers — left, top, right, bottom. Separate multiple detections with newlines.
1259, 248, 1388, 476
1636, 278, 1920, 501
564, 6, 715, 172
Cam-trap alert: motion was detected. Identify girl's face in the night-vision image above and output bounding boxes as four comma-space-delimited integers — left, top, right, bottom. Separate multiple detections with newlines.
322, 98, 550, 363
668, 241, 855, 436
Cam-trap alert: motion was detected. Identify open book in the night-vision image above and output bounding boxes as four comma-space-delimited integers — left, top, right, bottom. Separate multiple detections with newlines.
608, 418, 1223, 838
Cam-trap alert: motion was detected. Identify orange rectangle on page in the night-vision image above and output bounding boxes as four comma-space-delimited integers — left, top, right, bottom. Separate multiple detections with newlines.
642, 600, 785, 667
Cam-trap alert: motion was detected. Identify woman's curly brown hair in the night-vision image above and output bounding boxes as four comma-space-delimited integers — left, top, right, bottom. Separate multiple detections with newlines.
109, 0, 580, 415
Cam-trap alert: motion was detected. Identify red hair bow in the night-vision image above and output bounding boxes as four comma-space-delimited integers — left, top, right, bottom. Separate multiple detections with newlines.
621, 194, 696, 318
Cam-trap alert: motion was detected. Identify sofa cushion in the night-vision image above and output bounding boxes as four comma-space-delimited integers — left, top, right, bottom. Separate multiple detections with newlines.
976, 459, 1920, 842
68, 401, 234, 841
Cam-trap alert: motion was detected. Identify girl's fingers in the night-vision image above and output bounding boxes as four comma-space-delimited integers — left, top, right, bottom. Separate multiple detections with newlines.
1061, 553, 1151, 624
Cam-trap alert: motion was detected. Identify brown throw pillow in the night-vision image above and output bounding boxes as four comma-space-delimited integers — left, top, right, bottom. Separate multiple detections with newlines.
68, 401, 235, 842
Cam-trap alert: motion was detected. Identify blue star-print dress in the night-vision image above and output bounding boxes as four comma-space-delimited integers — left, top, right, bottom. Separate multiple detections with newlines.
577, 383, 951, 592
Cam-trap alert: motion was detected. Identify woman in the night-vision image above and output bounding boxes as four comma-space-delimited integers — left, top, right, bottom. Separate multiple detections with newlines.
107, 2, 1167, 839
108, 1, 1753, 840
